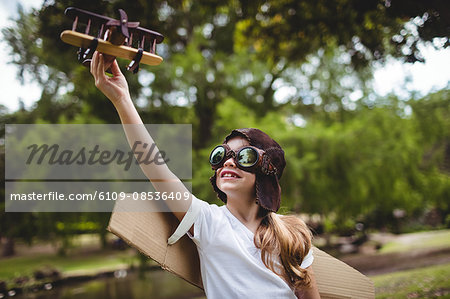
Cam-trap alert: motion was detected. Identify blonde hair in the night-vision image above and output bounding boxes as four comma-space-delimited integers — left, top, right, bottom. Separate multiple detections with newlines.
254, 211, 313, 289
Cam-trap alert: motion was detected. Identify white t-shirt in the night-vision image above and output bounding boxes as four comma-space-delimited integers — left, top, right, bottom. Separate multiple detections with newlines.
187, 197, 314, 299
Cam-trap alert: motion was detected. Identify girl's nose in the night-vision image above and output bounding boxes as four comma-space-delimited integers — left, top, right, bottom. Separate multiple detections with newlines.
223, 157, 236, 168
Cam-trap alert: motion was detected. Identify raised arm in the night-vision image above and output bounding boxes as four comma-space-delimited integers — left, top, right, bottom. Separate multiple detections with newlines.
90, 52, 192, 224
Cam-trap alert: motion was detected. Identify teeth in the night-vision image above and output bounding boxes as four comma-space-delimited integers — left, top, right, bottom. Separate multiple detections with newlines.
223, 173, 237, 178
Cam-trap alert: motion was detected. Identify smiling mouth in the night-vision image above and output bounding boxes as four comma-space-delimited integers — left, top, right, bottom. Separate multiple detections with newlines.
221, 171, 241, 178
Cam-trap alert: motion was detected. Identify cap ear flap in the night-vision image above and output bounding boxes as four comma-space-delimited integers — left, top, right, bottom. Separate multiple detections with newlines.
210, 173, 227, 202
255, 174, 281, 212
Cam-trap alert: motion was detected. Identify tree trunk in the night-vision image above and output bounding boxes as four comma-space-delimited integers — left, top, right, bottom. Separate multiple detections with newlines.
100, 231, 108, 249
2, 237, 15, 257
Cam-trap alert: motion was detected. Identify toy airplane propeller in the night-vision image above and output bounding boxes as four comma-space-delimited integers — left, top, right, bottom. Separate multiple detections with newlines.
60, 7, 164, 73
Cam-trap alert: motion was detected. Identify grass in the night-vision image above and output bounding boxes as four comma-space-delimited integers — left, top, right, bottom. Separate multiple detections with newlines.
379, 229, 450, 254
372, 262, 450, 299
0, 249, 139, 281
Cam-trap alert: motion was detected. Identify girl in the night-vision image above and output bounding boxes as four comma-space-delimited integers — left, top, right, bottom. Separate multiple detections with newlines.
90, 52, 320, 298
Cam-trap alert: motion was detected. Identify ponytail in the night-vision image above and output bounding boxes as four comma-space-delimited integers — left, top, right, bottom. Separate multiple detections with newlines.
254, 212, 312, 289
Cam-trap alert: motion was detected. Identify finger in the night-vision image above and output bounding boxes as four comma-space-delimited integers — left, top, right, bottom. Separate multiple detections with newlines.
110, 60, 122, 77
103, 55, 115, 70
94, 53, 107, 84
97, 53, 105, 75
92, 51, 103, 78
90, 51, 97, 75
98, 54, 109, 81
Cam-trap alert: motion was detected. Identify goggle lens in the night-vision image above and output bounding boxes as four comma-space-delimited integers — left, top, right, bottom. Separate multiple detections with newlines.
237, 147, 258, 167
210, 146, 225, 166
210, 145, 259, 168
209, 144, 276, 176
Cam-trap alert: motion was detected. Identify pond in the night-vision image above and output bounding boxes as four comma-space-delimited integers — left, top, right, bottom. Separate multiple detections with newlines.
13, 270, 205, 299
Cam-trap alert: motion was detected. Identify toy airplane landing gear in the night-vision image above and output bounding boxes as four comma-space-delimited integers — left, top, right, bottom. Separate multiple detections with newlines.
60, 7, 164, 73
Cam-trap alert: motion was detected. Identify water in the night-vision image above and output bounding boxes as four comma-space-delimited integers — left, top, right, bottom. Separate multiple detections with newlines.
13, 270, 205, 299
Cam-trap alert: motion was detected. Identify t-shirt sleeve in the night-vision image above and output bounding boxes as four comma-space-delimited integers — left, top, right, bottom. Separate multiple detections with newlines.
186, 196, 221, 249
300, 248, 314, 269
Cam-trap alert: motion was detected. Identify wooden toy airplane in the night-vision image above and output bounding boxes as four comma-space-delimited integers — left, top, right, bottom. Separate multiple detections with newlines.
60, 7, 164, 73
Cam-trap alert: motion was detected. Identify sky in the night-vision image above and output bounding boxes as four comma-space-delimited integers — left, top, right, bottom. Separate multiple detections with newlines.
0, 1, 449, 113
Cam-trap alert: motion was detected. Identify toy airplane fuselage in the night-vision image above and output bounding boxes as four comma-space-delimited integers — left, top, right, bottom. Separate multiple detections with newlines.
60, 7, 164, 73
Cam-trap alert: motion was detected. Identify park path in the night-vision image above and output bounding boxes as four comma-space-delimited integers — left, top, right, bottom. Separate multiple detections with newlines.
339, 230, 450, 276
341, 246, 450, 276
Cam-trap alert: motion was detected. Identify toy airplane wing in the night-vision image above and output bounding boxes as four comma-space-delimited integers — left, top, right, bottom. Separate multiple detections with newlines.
60, 7, 164, 73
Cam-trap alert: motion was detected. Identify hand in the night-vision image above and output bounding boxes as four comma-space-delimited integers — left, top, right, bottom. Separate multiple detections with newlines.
90, 51, 131, 105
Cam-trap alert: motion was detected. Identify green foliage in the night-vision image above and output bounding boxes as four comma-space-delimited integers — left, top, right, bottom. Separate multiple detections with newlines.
235, 0, 449, 67
410, 90, 450, 215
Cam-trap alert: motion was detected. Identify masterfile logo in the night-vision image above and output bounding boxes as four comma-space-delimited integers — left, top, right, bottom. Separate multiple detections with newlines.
25, 141, 169, 171
5, 124, 192, 212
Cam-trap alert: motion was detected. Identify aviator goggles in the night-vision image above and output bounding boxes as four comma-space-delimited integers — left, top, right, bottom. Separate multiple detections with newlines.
209, 144, 277, 176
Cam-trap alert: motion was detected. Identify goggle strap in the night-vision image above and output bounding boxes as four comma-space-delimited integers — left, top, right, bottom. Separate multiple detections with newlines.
261, 154, 277, 176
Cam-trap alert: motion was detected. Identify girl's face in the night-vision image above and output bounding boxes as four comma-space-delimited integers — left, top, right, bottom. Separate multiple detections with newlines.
215, 137, 256, 199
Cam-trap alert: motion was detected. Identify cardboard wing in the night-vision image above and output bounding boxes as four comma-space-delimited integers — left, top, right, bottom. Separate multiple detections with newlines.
107, 199, 203, 289
107, 199, 374, 298
311, 248, 375, 298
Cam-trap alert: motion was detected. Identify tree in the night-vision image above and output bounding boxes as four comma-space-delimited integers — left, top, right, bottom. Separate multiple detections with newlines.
3, 0, 449, 134
235, 0, 449, 67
